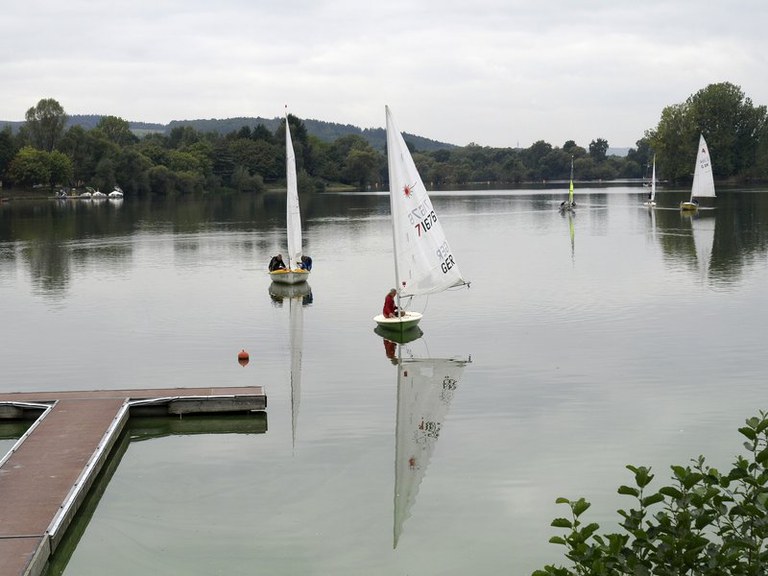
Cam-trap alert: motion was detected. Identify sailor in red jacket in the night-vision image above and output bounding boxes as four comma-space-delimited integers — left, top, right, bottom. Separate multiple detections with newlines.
383, 288, 399, 318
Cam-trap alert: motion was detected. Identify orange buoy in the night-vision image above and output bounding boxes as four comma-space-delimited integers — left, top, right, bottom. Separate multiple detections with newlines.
237, 349, 249, 367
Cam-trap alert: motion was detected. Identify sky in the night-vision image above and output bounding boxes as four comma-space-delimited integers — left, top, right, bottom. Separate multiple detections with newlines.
2, 0, 767, 149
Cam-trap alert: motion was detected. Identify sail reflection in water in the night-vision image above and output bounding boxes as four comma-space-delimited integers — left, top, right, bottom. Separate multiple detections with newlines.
377, 329, 470, 548
269, 282, 312, 448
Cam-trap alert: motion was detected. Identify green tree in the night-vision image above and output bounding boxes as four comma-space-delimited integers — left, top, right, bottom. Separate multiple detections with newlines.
0, 126, 17, 182
687, 82, 767, 178
6, 146, 51, 187
95, 115, 138, 147
47, 150, 73, 186
589, 138, 609, 162
648, 102, 697, 184
25, 98, 68, 152
344, 148, 379, 188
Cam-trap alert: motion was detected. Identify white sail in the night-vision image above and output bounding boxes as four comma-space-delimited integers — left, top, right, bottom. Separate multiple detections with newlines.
385, 106, 467, 297
288, 294, 304, 448
393, 354, 469, 548
690, 134, 716, 200
650, 154, 657, 202
285, 114, 303, 269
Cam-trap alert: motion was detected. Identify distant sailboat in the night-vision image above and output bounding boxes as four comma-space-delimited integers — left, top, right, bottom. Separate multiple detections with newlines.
559, 157, 575, 211
644, 154, 657, 207
681, 134, 715, 211
270, 111, 310, 284
379, 331, 470, 548
373, 106, 468, 332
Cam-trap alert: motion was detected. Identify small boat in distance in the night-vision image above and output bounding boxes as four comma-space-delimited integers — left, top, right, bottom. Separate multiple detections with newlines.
269, 111, 310, 285
644, 154, 657, 207
373, 106, 469, 333
681, 134, 715, 211
559, 157, 575, 211
108, 186, 124, 199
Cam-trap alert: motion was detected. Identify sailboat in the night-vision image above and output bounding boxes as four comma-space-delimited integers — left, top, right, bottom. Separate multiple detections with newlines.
680, 134, 715, 211
644, 154, 657, 207
269, 282, 311, 448
373, 106, 468, 332
269, 112, 309, 285
559, 157, 575, 211
376, 330, 470, 548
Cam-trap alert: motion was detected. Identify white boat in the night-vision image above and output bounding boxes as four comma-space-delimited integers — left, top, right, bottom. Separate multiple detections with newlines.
644, 154, 657, 207
92, 190, 106, 199
78, 191, 92, 199
681, 134, 715, 211
373, 106, 468, 332
559, 157, 575, 211
269, 112, 309, 285
108, 186, 124, 199
383, 332, 470, 548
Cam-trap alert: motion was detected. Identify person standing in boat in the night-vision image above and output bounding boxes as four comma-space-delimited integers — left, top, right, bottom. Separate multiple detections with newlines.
268, 254, 286, 271
383, 288, 401, 318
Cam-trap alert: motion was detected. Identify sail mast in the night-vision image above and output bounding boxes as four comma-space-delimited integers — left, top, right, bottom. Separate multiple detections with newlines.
650, 154, 656, 202
385, 105, 402, 308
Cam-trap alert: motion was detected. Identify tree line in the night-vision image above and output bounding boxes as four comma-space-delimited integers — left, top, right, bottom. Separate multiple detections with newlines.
1, 82, 766, 197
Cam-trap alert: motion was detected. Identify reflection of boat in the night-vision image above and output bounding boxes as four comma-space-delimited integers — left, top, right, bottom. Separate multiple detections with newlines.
644, 154, 657, 207
685, 212, 716, 281
268, 282, 313, 306
375, 326, 424, 364
559, 157, 575, 211
565, 209, 575, 261
387, 337, 470, 548
271, 285, 308, 448
681, 134, 715, 211
269, 112, 310, 285
373, 106, 468, 333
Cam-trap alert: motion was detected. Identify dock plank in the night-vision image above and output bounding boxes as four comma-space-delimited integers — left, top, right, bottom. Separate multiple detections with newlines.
0, 386, 266, 576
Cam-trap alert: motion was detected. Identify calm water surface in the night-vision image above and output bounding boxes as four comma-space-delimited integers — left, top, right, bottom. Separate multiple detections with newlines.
2, 187, 768, 575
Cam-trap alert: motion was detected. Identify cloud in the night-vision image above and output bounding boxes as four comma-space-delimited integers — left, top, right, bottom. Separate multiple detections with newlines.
2, 0, 767, 148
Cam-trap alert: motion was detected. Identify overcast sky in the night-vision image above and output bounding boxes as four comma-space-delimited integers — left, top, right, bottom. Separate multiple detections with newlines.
2, 0, 766, 149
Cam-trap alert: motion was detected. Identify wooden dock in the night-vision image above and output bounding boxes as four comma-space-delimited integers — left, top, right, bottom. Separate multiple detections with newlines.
0, 387, 266, 576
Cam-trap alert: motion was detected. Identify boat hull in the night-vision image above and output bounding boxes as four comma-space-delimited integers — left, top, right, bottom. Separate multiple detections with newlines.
373, 311, 423, 331
269, 269, 309, 284
680, 201, 699, 211
644, 200, 656, 207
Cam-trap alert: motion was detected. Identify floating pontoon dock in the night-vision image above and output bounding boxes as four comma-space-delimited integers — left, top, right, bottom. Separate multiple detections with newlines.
0, 386, 266, 576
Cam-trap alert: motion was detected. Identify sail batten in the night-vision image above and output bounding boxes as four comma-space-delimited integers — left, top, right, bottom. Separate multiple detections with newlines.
385, 106, 467, 298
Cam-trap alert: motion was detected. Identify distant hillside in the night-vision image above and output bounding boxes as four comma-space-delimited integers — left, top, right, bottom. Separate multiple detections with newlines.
166, 117, 454, 152
1, 114, 454, 152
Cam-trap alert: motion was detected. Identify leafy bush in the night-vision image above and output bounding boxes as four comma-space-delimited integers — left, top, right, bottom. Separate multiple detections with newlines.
534, 412, 768, 575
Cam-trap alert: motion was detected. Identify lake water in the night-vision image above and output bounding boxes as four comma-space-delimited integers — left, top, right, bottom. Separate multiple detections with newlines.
2, 186, 768, 575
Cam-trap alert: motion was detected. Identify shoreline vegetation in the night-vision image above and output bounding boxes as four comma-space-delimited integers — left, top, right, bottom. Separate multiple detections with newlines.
2, 82, 767, 199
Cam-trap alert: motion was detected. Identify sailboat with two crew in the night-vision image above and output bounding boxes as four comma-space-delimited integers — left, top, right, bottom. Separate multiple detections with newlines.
269, 111, 310, 285
373, 106, 469, 333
